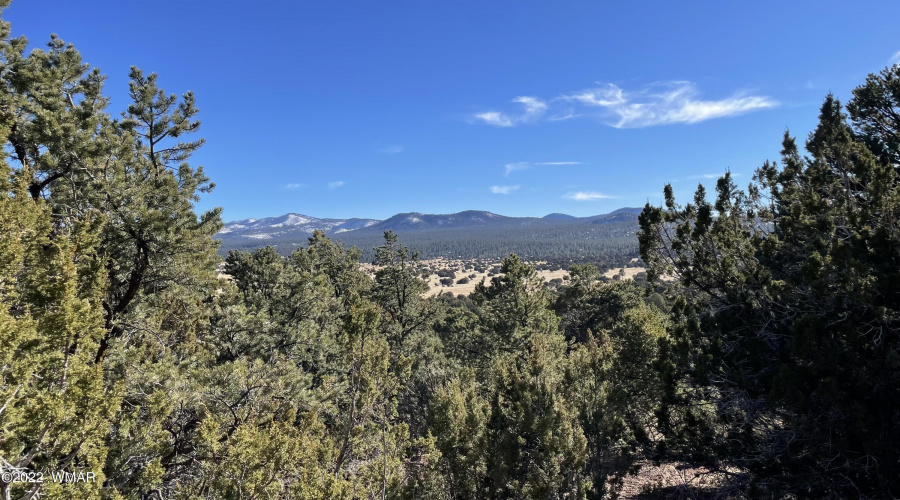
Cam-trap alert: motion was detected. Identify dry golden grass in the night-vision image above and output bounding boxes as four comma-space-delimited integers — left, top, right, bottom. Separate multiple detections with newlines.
419, 259, 645, 298
225, 259, 647, 297
602, 266, 645, 280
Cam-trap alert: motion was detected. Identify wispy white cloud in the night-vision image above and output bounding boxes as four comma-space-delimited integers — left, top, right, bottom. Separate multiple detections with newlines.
491, 185, 520, 194
473, 81, 777, 129
327, 181, 345, 189
548, 110, 579, 121
474, 111, 515, 127
563, 191, 615, 201
473, 96, 547, 127
380, 145, 403, 154
504, 161, 582, 176
563, 85, 627, 107
504, 162, 530, 176
561, 82, 777, 128
891, 51, 900, 65
512, 96, 547, 116
284, 183, 305, 190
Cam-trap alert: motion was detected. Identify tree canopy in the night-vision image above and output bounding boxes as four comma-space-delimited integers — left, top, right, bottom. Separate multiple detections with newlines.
638, 71, 900, 497
2, 1, 899, 497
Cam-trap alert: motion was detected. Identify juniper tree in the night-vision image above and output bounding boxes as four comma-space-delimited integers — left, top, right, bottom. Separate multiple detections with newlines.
370, 231, 448, 446
482, 331, 589, 500
470, 254, 557, 357
0, 7, 120, 499
638, 76, 900, 497
0, 165, 119, 500
372, 230, 435, 355
561, 288, 669, 499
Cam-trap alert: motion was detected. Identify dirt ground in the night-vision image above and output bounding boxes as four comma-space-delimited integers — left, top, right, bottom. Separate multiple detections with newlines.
618, 461, 744, 499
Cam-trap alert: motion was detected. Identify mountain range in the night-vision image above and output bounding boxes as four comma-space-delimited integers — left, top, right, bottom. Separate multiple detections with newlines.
216, 208, 644, 266
217, 213, 380, 240
217, 208, 643, 242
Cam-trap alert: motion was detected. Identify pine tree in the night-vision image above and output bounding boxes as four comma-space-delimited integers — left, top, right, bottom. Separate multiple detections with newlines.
846, 63, 900, 167
470, 254, 557, 357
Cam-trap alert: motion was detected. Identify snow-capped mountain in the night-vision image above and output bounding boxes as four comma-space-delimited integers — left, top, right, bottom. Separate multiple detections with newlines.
217, 213, 380, 241
215, 208, 645, 258
365, 210, 511, 232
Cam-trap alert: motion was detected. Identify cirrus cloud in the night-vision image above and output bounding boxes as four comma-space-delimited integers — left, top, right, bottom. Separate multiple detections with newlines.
474, 111, 515, 127
890, 51, 900, 65
504, 161, 583, 176
563, 191, 615, 201
504, 162, 529, 176
491, 185, 520, 194
473, 81, 777, 129
473, 96, 548, 127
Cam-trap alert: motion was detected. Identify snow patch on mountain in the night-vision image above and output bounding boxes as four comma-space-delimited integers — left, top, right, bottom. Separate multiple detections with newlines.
216, 213, 382, 241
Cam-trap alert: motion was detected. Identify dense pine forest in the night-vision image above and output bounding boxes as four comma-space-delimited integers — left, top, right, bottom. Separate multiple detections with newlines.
2, 3, 899, 499
222, 219, 642, 273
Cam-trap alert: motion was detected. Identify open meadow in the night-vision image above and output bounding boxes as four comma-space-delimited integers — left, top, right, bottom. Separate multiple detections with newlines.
361, 258, 646, 297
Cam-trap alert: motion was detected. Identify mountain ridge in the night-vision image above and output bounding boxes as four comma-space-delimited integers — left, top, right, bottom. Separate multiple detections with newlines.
216, 208, 644, 263
217, 208, 646, 240
217, 213, 380, 241
220, 207, 643, 229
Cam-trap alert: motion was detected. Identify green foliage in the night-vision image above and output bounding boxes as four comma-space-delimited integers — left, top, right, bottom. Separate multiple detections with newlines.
482, 332, 589, 499
639, 67, 900, 497
557, 280, 669, 498
0, 169, 119, 500
221, 219, 641, 273
7, 3, 899, 498
427, 371, 489, 498
847, 64, 900, 166
470, 255, 558, 356
372, 231, 434, 355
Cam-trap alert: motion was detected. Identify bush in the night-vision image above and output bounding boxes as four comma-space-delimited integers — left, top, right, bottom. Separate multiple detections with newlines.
437, 269, 456, 279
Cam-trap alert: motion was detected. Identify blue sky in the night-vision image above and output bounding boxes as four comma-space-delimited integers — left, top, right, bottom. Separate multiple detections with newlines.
6, 1, 899, 221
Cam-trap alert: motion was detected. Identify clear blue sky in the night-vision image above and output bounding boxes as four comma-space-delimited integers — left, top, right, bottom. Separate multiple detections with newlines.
6, 1, 899, 221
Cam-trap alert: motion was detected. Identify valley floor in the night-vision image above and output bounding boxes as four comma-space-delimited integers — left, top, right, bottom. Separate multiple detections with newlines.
361, 258, 646, 297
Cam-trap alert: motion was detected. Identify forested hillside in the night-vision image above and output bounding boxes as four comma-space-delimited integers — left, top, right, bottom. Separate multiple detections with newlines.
1, 2, 899, 498
217, 209, 643, 270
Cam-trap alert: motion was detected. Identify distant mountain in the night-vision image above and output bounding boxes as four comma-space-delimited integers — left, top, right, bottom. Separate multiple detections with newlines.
542, 213, 577, 220
217, 208, 646, 243
589, 207, 644, 224
216, 208, 644, 266
610, 207, 644, 215
367, 210, 511, 232
217, 213, 380, 242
